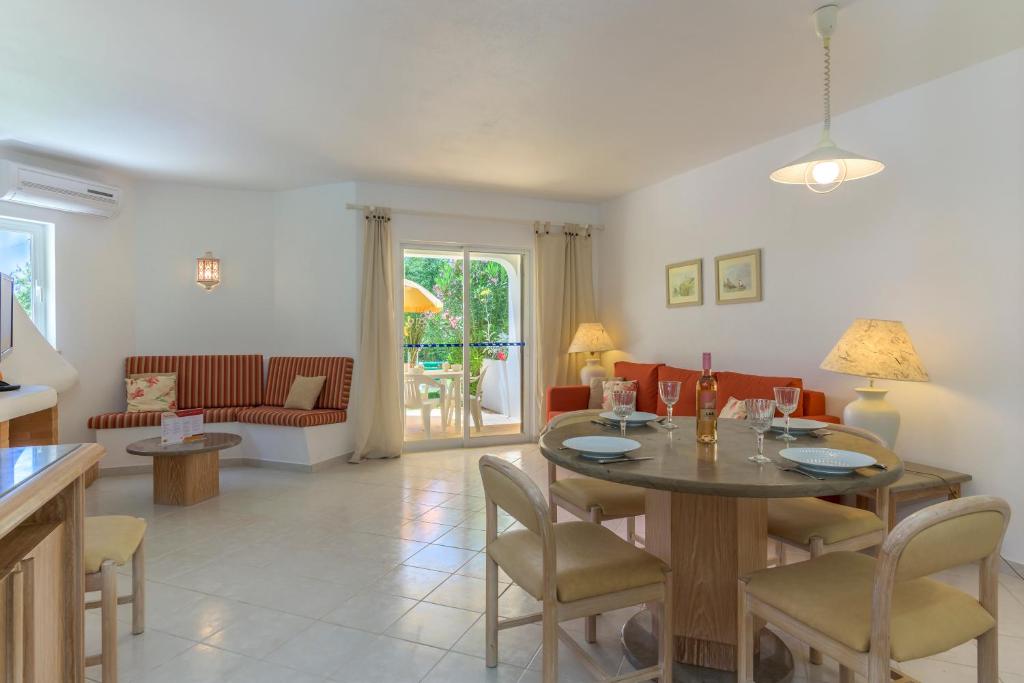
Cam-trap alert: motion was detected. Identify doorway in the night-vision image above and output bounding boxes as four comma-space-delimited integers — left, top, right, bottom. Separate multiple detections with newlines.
400, 245, 529, 448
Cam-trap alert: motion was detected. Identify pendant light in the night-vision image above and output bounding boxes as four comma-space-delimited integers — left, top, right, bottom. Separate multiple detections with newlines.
770, 4, 884, 193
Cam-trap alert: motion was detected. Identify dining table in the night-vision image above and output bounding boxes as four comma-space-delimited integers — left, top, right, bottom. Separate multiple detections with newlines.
538, 413, 903, 682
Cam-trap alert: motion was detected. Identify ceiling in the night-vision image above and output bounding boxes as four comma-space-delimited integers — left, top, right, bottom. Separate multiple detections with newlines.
1, 0, 1021, 200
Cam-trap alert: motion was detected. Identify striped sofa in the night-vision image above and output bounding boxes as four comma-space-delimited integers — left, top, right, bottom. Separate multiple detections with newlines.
88, 355, 354, 470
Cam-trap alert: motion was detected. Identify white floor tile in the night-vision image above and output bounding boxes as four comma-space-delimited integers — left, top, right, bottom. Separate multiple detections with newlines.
385, 601, 482, 649
322, 590, 419, 633
266, 621, 379, 677
327, 634, 446, 682
422, 651, 524, 682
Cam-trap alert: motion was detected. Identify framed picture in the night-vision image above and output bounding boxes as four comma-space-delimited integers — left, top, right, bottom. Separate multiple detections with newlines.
666, 258, 702, 307
715, 249, 762, 304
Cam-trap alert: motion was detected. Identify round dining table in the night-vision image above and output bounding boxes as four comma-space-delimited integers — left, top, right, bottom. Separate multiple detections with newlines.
538, 414, 903, 682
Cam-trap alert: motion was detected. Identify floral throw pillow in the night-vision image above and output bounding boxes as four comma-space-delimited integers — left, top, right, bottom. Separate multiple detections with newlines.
719, 396, 747, 419
600, 380, 638, 411
588, 376, 623, 409
126, 374, 178, 413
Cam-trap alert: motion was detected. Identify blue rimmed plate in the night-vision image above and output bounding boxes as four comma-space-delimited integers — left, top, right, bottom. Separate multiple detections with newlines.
599, 411, 658, 425
562, 436, 642, 460
780, 447, 876, 475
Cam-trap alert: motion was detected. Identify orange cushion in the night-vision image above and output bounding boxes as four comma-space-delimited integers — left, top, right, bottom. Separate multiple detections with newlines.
715, 372, 804, 417
656, 365, 702, 416
613, 362, 663, 413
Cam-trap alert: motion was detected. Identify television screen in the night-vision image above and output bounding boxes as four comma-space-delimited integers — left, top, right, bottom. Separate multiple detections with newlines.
0, 273, 12, 358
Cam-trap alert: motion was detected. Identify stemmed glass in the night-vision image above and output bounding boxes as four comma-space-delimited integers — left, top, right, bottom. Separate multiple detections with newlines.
658, 380, 681, 431
611, 389, 637, 437
745, 398, 776, 464
773, 387, 801, 441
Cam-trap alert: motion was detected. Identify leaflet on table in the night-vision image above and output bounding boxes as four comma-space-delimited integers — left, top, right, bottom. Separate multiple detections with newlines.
160, 409, 205, 445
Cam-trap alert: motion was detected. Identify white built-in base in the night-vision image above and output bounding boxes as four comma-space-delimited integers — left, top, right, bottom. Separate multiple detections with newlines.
94, 421, 352, 471
842, 386, 900, 449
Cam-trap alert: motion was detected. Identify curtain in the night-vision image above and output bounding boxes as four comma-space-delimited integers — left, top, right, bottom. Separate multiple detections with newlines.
534, 223, 596, 425
351, 207, 404, 462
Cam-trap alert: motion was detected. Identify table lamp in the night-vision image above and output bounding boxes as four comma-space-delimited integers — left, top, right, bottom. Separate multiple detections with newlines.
568, 322, 615, 385
819, 319, 929, 448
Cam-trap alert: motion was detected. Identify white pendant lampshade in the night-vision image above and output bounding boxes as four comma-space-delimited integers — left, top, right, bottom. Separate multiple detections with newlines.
568, 322, 615, 385
770, 4, 884, 193
820, 319, 928, 448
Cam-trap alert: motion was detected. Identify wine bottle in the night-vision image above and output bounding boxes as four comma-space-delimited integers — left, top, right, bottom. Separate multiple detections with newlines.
696, 352, 718, 444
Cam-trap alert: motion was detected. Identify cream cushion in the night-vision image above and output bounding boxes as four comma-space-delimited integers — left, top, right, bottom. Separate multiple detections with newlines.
744, 551, 995, 661
85, 516, 147, 573
488, 521, 668, 603
768, 497, 884, 546
283, 375, 327, 410
550, 478, 645, 518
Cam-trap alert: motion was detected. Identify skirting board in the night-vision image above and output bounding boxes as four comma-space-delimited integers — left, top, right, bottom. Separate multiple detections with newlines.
98, 451, 354, 477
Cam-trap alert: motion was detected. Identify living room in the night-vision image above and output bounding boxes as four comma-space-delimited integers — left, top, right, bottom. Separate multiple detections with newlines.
0, 2, 1022, 682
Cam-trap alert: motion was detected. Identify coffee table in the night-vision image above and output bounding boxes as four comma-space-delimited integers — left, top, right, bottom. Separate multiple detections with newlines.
127, 432, 241, 506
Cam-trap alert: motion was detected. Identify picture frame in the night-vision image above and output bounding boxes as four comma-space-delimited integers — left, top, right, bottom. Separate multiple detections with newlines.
715, 249, 762, 304
665, 258, 702, 307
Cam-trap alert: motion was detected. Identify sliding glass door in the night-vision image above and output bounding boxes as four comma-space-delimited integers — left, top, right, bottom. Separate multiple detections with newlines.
401, 245, 527, 448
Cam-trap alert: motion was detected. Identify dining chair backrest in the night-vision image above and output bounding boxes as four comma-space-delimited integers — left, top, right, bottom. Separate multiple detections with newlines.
542, 409, 600, 436
478, 454, 550, 537
879, 496, 1010, 582
827, 423, 887, 447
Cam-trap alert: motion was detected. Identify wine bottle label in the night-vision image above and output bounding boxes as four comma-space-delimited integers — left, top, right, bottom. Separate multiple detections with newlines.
699, 407, 716, 421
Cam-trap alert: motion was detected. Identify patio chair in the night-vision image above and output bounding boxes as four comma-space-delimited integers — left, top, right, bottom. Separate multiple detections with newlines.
404, 375, 441, 437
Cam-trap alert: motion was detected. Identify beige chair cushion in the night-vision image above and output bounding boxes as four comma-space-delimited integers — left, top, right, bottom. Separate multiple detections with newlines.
767, 497, 884, 546
488, 521, 668, 603
550, 478, 645, 518
744, 551, 995, 662
283, 375, 327, 410
85, 516, 146, 574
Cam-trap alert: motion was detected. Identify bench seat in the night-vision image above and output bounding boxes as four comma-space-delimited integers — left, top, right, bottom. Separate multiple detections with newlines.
88, 406, 246, 429
237, 406, 347, 427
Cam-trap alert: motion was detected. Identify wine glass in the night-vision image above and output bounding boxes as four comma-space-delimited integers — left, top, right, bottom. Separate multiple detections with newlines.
773, 387, 801, 441
611, 389, 636, 437
745, 398, 776, 464
658, 380, 681, 431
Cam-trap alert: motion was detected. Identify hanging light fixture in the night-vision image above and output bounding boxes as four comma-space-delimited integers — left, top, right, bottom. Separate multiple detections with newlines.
770, 4, 884, 193
195, 251, 221, 291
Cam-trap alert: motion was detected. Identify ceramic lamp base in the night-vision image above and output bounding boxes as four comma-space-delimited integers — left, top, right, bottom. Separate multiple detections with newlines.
579, 358, 607, 386
842, 387, 900, 449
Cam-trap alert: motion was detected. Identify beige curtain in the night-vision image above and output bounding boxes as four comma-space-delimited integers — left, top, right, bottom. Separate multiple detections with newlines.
352, 207, 404, 462
534, 223, 596, 424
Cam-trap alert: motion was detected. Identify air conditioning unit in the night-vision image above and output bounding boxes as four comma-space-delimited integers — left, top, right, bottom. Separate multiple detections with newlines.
0, 160, 121, 218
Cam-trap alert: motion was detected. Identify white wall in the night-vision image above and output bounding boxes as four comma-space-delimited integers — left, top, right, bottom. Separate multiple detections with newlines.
133, 182, 276, 354
598, 50, 1024, 560
0, 148, 136, 444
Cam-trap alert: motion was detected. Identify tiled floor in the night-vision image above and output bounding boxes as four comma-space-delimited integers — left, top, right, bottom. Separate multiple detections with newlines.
84, 443, 1024, 682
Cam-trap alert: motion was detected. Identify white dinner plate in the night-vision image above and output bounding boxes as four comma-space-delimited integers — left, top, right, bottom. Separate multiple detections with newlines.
563, 436, 642, 460
770, 417, 830, 433
599, 411, 658, 424
780, 447, 876, 475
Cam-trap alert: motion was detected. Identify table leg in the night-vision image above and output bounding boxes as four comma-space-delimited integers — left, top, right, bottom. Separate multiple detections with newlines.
153, 451, 220, 506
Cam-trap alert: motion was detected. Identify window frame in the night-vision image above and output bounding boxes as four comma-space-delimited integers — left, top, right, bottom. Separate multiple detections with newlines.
0, 215, 55, 345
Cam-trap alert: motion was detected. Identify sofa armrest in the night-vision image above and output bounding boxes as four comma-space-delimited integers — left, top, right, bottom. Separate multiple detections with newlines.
546, 385, 591, 421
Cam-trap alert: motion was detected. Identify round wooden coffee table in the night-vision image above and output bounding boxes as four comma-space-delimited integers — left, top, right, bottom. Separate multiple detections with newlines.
127, 432, 242, 506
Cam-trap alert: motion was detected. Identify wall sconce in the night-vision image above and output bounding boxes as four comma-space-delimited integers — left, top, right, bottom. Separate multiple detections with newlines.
196, 251, 221, 291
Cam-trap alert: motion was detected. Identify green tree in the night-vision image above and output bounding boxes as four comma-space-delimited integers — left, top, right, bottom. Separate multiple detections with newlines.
11, 262, 32, 317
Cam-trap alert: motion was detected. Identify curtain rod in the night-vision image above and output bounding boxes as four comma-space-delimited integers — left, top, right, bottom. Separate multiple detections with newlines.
344, 203, 603, 232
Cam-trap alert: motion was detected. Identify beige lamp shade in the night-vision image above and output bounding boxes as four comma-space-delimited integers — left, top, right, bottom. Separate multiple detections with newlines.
403, 279, 443, 313
568, 322, 614, 354
820, 319, 929, 383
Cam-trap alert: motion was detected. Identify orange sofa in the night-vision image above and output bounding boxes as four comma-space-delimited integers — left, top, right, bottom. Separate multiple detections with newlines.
546, 361, 839, 423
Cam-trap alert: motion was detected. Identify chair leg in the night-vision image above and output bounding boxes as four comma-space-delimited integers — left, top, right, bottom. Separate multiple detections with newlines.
421, 406, 431, 437
977, 627, 998, 683
737, 581, 754, 683
775, 539, 786, 566
585, 507, 601, 643
472, 402, 483, 432
627, 516, 637, 545
485, 553, 499, 668
839, 665, 855, 683
541, 600, 558, 683
660, 572, 674, 683
101, 562, 118, 683
131, 539, 145, 635
808, 538, 824, 665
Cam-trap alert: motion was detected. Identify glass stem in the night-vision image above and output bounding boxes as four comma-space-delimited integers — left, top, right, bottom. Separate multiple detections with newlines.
620, 419, 626, 437
785, 414, 791, 438
757, 432, 765, 457
667, 405, 673, 424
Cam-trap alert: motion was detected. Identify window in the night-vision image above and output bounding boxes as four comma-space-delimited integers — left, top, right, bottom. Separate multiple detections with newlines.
0, 216, 54, 344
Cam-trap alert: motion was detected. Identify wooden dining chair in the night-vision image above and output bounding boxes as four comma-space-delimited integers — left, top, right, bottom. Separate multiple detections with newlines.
740, 495, 1010, 683
542, 410, 647, 642
479, 455, 673, 683
84, 516, 147, 683
767, 423, 891, 664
